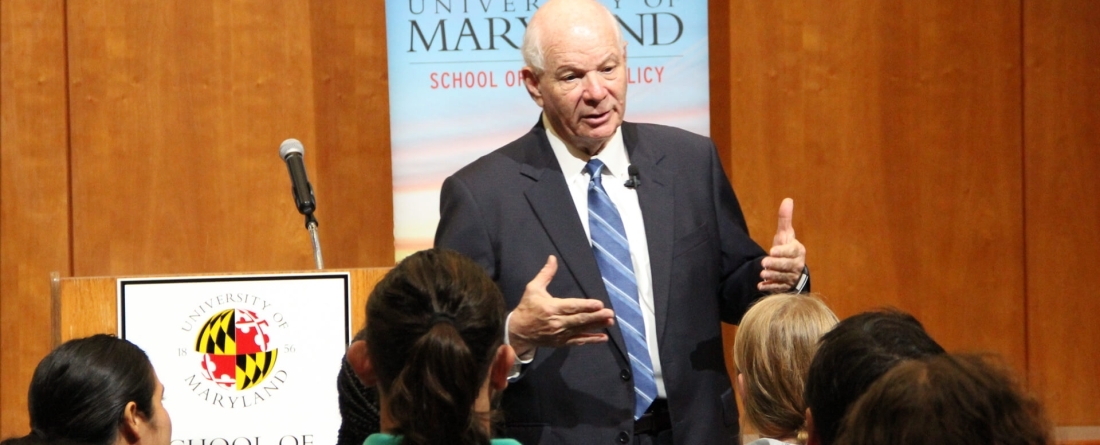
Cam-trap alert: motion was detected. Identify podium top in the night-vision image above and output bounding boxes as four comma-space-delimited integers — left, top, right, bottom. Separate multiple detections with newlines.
52, 268, 391, 345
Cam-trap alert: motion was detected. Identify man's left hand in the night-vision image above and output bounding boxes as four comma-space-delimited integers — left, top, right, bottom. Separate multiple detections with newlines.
759, 198, 807, 293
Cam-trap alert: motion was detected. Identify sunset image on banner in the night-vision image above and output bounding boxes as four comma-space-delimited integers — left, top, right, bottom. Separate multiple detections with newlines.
386, 0, 710, 259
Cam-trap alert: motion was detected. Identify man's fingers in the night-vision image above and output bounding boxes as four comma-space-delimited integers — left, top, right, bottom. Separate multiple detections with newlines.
774, 198, 796, 245
555, 297, 606, 315
769, 241, 805, 259
548, 309, 614, 338
758, 281, 793, 293
562, 308, 615, 327
528, 255, 559, 291
565, 333, 610, 346
760, 269, 799, 284
761, 256, 803, 273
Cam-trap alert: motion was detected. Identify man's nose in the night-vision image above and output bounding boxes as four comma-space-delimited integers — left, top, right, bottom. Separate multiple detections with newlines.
580, 73, 608, 101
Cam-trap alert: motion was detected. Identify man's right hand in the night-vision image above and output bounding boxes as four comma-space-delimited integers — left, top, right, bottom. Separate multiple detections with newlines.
508, 255, 615, 357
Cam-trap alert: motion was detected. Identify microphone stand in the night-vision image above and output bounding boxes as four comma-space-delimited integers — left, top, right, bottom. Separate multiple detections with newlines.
280, 138, 323, 270
305, 213, 323, 270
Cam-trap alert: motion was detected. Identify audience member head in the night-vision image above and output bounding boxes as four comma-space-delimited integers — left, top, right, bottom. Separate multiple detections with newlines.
803, 310, 945, 445
835, 354, 1051, 445
2, 334, 170, 445
733, 294, 838, 444
346, 248, 514, 445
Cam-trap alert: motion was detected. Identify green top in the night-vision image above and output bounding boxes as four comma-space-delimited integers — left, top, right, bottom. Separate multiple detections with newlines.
363, 433, 522, 445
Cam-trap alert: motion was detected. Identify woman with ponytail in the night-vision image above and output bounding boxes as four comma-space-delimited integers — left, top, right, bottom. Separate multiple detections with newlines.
1, 334, 171, 445
346, 248, 519, 445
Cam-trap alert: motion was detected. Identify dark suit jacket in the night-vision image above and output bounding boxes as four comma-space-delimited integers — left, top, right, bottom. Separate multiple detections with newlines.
435, 120, 773, 445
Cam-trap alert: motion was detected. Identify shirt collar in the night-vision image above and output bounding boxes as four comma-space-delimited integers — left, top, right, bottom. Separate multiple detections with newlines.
542, 114, 629, 181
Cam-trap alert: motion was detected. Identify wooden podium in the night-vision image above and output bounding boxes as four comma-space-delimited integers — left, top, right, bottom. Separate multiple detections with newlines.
48, 268, 391, 444
50, 268, 391, 344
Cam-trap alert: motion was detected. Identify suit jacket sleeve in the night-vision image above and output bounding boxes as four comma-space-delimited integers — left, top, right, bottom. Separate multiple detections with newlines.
708, 144, 769, 324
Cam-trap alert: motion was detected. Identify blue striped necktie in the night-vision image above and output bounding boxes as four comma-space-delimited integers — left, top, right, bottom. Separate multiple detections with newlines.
585, 159, 658, 420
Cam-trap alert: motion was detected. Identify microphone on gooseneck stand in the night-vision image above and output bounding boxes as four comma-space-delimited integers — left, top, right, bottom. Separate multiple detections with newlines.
624, 164, 641, 189
279, 138, 323, 269
280, 139, 316, 215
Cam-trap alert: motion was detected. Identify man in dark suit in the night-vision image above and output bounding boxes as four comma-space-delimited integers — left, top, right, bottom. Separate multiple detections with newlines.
434, 0, 809, 443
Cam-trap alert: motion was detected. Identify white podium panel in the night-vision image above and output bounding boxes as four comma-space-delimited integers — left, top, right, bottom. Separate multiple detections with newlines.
119, 273, 351, 445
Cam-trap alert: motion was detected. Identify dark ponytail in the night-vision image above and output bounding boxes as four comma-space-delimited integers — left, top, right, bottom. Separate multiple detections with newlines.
366, 249, 505, 445
2, 335, 156, 445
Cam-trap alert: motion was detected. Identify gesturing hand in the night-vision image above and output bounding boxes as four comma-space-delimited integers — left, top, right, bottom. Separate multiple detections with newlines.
758, 198, 807, 293
508, 255, 616, 357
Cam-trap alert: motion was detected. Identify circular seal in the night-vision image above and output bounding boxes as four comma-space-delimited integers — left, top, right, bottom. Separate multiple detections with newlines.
194, 308, 279, 391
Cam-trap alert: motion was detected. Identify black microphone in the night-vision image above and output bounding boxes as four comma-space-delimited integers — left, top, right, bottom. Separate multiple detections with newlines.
279, 138, 316, 215
624, 164, 641, 189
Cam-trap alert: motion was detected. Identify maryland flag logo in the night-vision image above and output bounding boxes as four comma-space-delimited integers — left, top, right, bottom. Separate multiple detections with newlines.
195, 308, 278, 390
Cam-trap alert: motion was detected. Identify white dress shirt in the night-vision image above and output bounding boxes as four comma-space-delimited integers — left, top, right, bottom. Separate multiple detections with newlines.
542, 118, 668, 398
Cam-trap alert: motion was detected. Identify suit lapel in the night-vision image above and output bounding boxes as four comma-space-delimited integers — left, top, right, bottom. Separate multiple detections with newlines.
521, 123, 628, 359
623, 123, 674, 344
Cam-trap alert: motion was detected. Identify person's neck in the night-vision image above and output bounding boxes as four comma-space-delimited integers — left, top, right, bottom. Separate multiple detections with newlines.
378, 401, 397, 433
573, 141, 605, 158
473, 376, 493, 427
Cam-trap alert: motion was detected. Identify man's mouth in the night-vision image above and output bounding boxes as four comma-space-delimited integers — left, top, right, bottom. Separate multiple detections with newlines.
581, 110, 611, 125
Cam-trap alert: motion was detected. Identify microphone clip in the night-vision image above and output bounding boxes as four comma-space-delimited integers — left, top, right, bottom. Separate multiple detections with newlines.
624, 164, 641, 189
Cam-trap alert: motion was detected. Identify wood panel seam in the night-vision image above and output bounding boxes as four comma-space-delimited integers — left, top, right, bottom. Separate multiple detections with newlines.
1019, 0, 1032, 390
63, 0, 75, 280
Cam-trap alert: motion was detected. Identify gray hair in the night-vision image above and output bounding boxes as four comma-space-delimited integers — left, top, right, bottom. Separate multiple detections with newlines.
521, 25, 547, 73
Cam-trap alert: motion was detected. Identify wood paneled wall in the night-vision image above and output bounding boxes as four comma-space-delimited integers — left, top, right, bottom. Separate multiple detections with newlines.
68, 0, 319, 275
1023, 0, 1100, 424
0, 0, 72, 435
714, 0, 1099, 430
722, 0, 1028, 367
1, 0, 393, 437
1, 0, 1097, 437
308, 0, 394, 268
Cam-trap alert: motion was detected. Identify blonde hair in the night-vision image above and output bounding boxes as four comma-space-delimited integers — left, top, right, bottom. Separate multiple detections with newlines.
733, 293, 838, 443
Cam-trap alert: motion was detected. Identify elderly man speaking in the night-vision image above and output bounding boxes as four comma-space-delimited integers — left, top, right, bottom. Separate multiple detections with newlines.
435, 0, 810, 443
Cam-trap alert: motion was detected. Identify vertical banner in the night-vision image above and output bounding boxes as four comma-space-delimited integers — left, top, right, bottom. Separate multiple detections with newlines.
119, 274, 351, 445
387, 0, 709, 259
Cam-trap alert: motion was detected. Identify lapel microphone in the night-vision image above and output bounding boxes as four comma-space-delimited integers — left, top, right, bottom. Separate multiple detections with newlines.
624, 164, 641, 189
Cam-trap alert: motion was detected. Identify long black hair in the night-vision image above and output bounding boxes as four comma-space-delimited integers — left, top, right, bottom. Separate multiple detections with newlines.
365, 248, 505, 445
2, 334, 156, 445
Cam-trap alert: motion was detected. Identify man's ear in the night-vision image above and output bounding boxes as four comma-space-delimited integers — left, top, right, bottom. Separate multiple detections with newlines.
118, 401, 142, 444
489, 344, 516, 391
346, 339, 378, 387
521, 67, 544, 107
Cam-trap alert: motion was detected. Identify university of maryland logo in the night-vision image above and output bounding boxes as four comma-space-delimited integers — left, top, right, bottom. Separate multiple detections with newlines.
195, 308, 279, 390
